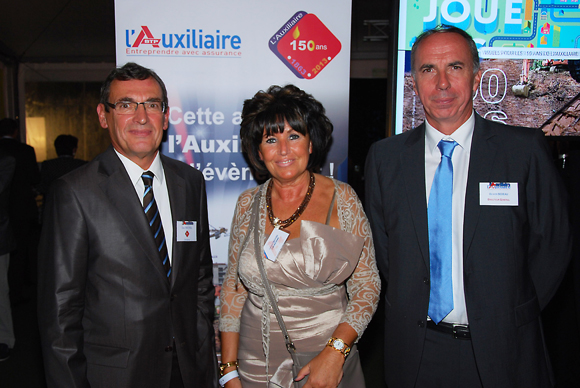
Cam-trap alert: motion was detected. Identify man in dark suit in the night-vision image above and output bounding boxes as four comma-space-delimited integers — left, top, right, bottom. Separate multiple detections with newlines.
38, 62, 218, 387
365, 26, 571, 388
0, 118, 41, 303
0, 153, 15, 361
38, 134, 87, 197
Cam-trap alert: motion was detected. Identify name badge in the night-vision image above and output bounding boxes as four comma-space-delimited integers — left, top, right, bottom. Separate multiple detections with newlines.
264, 228, 289, 262
479, 182, 518, 206
177, 221, 197, 242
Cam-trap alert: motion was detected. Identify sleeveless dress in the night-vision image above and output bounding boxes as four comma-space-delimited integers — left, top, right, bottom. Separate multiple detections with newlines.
219, 179, 380, 388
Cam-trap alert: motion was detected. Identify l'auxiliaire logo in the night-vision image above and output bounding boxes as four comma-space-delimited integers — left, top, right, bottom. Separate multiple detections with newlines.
269, 11, 342, 79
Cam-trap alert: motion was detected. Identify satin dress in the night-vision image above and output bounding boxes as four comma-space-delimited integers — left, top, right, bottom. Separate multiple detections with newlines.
219, 180, 381, 388
239, 219, 364, 387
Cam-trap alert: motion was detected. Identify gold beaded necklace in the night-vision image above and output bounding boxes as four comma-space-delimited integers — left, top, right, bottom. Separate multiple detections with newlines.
266, 172, 316, 229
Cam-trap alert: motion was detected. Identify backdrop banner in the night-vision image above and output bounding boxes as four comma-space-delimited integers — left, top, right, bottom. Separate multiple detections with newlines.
115, 0, 352, 264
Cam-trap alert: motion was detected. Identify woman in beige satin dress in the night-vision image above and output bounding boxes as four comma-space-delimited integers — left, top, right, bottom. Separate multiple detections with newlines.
219, 85, 380, 388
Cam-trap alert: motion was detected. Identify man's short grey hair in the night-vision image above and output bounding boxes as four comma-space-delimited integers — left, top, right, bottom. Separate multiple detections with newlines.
411, 25, 480, 77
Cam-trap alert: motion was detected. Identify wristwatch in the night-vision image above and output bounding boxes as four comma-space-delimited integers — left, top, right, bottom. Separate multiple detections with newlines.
326, 337, 351, 357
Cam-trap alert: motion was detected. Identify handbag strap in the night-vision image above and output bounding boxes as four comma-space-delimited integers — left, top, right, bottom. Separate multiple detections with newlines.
250, 185, 301, 364
325, 187, 337, 225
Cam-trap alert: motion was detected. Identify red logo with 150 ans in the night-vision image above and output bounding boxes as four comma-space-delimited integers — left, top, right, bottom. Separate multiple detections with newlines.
270, 12, 342, 79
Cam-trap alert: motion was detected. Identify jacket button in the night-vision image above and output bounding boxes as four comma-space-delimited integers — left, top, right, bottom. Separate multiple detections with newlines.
417, 320, 425, 328
170, 294, 176, 301
165, 345, 173, 352
423, 277, 429, 285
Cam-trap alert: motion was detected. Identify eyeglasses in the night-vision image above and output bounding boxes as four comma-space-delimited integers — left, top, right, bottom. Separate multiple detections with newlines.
106, 101, 167, 115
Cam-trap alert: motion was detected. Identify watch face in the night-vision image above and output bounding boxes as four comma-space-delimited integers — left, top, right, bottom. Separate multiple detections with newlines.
333, 339, 344, 350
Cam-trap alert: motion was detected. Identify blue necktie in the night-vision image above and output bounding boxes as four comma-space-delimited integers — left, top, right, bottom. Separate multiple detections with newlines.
142, 172, 171, 280
428, 140, 458, 323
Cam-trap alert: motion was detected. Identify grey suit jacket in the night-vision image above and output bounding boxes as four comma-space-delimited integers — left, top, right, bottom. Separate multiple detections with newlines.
365, 114, 571, 388
38, 146, 218, 388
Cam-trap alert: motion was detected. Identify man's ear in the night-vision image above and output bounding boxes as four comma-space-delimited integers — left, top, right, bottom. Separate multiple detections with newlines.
163, 109, 170, 130
97, 104, 108, 129
473, 69, 482, 95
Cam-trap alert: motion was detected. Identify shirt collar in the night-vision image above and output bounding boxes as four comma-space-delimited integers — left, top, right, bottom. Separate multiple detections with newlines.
425, 111, 475, 155
114, 149, 165, 186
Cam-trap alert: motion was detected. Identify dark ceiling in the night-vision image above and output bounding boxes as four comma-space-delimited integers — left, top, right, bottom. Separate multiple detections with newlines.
0, 0, 116, 63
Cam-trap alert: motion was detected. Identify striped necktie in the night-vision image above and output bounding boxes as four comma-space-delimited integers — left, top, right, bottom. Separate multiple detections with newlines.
427, 140, 458, 323
142, 171, 171, 280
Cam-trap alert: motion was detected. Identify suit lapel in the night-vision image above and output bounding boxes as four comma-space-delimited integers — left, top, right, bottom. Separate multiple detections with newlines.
97, 147, 171, 288
402, 125, 430, 268
162, 156, 187, 288
463, 115, 498, 258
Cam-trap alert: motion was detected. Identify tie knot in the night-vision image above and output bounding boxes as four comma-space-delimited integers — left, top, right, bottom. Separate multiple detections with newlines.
438, 140, 458, 158
141, 171, 155, 187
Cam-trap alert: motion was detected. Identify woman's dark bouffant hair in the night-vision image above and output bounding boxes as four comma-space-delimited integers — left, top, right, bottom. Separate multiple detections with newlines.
240, 84, 333, 176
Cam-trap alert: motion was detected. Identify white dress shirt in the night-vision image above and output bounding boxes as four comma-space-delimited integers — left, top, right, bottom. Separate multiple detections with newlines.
115, 150, 174, 264
425, 112, 475, 325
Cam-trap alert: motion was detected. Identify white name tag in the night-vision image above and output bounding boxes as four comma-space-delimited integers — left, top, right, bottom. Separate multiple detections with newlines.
263, 228, 289, 262
479, 182, 518, 206
176, 221, 197, 242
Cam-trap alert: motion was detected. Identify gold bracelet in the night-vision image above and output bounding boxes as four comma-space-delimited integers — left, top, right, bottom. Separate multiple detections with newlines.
219, 360, 239, 376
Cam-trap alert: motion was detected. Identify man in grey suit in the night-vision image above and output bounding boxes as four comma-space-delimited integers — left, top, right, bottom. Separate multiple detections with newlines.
365, 26, 571, 388
38, 62, 218, 387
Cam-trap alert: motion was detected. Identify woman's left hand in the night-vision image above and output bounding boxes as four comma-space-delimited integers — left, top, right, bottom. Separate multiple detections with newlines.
294, 346, 346, 388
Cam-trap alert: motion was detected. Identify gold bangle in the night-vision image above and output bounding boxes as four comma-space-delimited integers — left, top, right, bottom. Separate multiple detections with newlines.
219, 360, 239, 376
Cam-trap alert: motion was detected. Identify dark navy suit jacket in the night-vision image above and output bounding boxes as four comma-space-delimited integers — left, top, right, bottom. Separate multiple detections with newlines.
365, 114, 571, 388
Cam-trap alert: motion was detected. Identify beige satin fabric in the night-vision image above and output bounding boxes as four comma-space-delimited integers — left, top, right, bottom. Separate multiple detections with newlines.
237, 220, 364, 387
